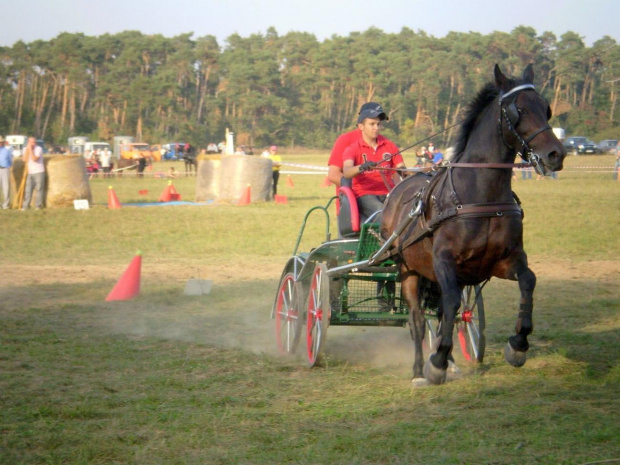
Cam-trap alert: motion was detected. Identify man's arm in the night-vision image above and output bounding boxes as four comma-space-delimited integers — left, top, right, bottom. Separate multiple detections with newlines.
343, 159, 376, 178
327, 165, 343, 186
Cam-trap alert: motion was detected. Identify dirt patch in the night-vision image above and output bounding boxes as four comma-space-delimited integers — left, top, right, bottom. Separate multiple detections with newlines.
4, 258, 618, 288
528, 258, 620, 283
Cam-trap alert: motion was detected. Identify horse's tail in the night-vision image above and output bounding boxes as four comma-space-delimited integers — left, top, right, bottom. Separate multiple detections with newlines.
418, 276, 441, 311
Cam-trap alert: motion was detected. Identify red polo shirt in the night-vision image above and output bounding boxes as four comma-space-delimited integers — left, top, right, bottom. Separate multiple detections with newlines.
342, 135, 403, 197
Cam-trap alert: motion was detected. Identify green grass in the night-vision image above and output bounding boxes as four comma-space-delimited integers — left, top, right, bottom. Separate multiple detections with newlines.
0, 153, 619, 464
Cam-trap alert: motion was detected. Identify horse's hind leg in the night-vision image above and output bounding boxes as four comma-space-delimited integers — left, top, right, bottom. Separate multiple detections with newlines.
400, 271, 426, 383
506, 265, 536, 367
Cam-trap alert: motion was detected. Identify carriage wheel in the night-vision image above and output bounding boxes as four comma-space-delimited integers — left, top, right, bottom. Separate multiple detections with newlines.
457, 285, 486, 363
423, 317, 440, 354
306, 263, 330, 367
274, 272, 303, 354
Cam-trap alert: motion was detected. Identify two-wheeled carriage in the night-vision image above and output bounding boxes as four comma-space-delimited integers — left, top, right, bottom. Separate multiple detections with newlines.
271, 189, 486, 367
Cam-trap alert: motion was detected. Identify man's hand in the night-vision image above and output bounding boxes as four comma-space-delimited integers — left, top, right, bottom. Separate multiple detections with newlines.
359, 161, 377, 172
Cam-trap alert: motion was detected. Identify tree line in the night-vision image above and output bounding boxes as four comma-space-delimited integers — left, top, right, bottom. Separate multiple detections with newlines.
0, 26, 618, 150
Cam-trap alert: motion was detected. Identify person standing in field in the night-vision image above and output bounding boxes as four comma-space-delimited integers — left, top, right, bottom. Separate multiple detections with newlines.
100, 147, 112, 178
0, 136, 13, 209
264, 145, 281, 199
21, 136, 46, 210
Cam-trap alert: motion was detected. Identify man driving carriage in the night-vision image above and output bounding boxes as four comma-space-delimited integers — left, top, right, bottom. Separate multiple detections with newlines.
342, 103, 406, 222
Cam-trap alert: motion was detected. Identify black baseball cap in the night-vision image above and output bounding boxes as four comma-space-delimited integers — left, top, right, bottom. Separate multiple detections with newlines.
357, 102, 388, 123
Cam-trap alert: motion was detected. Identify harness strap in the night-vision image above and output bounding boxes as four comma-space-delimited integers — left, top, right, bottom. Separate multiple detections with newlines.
389, 202, 522, 261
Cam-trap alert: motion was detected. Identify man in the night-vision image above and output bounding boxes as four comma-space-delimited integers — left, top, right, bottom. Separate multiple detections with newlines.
264, 145, 281, 199
327, 102, 388, 188
21, 136, 46, 210
100, 147, 112, 178
342, 106, 406, 221
0, 136, 13, 209
431, 147, 444, 165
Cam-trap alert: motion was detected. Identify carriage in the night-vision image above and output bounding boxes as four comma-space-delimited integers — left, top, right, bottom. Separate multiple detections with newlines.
271, 64, 566, 385
271, 185, 485, 367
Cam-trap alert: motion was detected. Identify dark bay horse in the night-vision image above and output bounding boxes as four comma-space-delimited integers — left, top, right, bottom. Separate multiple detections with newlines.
381, 64, 566, 385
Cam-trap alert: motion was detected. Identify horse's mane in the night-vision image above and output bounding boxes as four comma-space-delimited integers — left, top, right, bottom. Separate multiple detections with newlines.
451, 74, 521, 162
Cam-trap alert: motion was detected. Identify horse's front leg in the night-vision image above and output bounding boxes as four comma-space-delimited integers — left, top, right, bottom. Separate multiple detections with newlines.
425, 251, 461, 385
508, 266, 536, 367
493, 253, 536, 367
400, 271, 426, 383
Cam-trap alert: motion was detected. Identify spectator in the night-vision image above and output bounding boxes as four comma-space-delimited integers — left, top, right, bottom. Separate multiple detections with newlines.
218, 141, 225, 153
136, 153, 147, 178
265, 145, 281, 199
521, 161, 532, 180
21, 136, 46, 210
431, 147, 444, 165
207, 142, 219, 154
100, 147, 112, 178
168, 167, 178, 179
614, 143, 620, 180
0, 136, 12, 209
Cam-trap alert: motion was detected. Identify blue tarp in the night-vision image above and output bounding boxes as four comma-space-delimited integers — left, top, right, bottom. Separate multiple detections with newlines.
122, 200, 214, 207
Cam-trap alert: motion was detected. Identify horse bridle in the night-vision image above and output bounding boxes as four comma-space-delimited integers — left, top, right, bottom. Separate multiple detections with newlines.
498, 84, 552, 175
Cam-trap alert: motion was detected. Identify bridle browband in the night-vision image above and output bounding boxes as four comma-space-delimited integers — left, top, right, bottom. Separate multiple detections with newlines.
498, 83, 552, 175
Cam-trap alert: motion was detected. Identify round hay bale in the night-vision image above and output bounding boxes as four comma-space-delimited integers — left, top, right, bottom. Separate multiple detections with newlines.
218, 155, 272, 202
195, 159, 221, 202
46, 155, 92, 208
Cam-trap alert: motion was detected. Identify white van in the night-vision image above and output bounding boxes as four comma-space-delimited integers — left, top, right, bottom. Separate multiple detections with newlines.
84, 142, 111, 159
68, 136, 89, 155
6, 135, 28, 157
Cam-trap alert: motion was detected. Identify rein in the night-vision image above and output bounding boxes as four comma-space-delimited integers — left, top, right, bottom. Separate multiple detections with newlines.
374, 161, 534, 175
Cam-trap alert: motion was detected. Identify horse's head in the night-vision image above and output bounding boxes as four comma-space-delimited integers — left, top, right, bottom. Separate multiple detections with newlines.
495, 64, 566, 174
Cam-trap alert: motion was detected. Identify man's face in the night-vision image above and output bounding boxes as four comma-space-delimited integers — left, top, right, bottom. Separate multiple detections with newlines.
358, 117, 382, 140
28, 137, 36, 148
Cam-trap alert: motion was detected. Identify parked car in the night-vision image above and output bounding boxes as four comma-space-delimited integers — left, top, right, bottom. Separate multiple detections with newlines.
563, 136, 599, 155
598, 139, 618, 154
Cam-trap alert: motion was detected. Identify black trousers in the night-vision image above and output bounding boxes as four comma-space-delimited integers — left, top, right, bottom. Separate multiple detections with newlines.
272, 171, 280, 197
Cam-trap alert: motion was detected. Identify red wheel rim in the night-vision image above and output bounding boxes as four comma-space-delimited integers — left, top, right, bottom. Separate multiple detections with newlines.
306, 266, 326, 365
275, 274, 298, 353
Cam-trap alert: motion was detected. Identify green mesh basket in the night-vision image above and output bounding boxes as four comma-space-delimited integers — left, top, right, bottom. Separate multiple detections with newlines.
356, 223, 383, 261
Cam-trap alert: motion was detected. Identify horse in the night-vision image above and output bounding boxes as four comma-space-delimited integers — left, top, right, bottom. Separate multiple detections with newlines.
380, 64, 566, 385
183, 152, 197, 176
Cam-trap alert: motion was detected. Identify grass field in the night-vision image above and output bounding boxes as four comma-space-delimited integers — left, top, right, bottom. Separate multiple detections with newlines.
0, 153, 619, 464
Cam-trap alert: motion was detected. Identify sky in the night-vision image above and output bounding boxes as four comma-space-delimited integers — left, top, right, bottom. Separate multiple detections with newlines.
0, 0, 618, 48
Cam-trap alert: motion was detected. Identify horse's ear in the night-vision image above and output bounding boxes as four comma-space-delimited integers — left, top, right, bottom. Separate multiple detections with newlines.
494, 64, 509, 89
523, 64, 534, 84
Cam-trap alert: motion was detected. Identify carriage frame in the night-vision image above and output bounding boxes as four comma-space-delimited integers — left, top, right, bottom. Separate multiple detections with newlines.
271, 193, 487, 367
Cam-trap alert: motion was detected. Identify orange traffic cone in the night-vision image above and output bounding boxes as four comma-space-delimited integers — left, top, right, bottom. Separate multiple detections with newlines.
286, 175, 295, 188
274, 194, 288, 204
158, 181, 181, 202
321, 176, 331, 187
169, 183, 181, 201
108, 186, 121, 209
105, 251, 142, 301
237, 184, 251, 206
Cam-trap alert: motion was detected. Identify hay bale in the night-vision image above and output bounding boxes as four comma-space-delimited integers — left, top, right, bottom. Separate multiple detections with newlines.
46, 155, 92, 208
218, 155, 272, 202
195, 159, 221, 202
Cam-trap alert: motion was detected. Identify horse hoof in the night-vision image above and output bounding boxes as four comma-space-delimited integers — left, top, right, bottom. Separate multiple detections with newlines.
448, 360, 461, 374
423, 360, 447, 385
504, 343, 527, 367
411, 377, 430, 387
